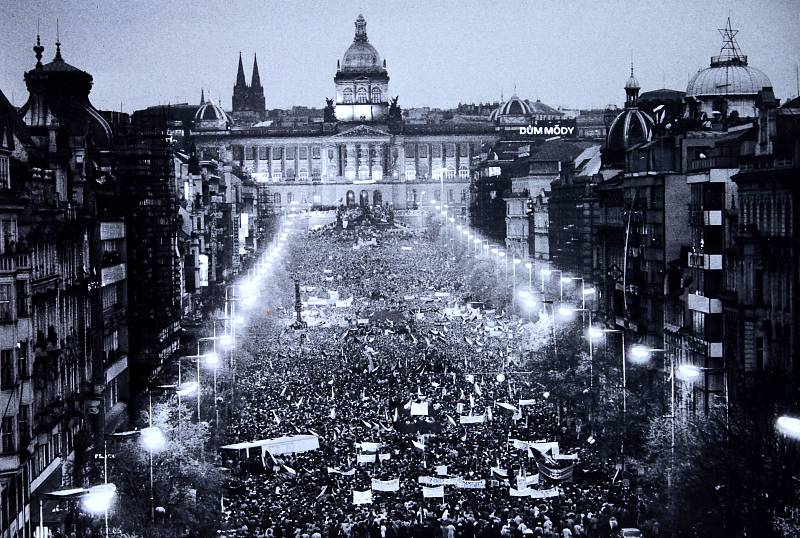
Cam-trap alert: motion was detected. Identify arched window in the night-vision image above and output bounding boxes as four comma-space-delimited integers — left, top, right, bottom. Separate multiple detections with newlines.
346, 190, 356, 206
343, 88, 353, 104
371, 88, 381, 103
356, 88, 368, 103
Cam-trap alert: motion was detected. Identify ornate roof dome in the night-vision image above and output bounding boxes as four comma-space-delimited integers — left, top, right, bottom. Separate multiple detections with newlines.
605, 108, 654, 152
687, 63, 770, 97
488, 95, 562, 122
605, 68, 654, 153
194, 100, 231, 130
341, 15, 384, 72
687, 18, 771, 97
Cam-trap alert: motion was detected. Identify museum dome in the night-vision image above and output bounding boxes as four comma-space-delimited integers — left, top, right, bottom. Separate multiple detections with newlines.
341, 15, 384, 72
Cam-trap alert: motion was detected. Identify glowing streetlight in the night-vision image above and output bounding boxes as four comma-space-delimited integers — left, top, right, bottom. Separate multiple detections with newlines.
139, 426, 167, 453
81, 483, 117, 515
677, 364, 702, 380
777, 416, 800, 439
588, 327, 605, 339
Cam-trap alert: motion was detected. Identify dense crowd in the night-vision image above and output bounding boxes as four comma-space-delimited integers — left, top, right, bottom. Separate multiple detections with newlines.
217, 213, 658, 538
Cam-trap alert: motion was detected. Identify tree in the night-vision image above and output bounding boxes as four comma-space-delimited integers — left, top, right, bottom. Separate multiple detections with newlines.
639, 374, 800, 537
108, 401, 224, 538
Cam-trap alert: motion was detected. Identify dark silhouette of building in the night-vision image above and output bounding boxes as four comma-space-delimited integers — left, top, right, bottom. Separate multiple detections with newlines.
231, 52, 266, 125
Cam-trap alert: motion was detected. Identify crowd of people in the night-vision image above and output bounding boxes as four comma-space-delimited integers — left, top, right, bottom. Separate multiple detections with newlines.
217, 213, 659, 538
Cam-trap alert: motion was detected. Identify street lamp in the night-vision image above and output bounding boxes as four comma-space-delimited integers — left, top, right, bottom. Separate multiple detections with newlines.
40, 484, 117, 538
777, 416, 800, 440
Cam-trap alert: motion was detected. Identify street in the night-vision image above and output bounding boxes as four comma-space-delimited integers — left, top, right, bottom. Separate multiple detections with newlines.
217, 207, 647, 537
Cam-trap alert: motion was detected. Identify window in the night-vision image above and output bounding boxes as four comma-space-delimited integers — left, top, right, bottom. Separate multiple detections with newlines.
371, 88, 381, 103
459, 168, 469, 179
244, 146, 254, 160
459, 144, 469, 158
0, 350, 13, 388
312, 146, 321, 159
327, 148, 335, 160
15, 281, 28, 318
404, 144, 415, 158
356, 88, 368, 103
432, 144, 442, 159
18, 405, 29, 448
446, 144, 456, 158
286, 147, 295, 160
1, 417, 13, 454
299, 146, 308, 160
418, 145, 428, 159
404, 170, 416, 181
258, 146, 269, 160
0, 284, 11, 321
342, 88, 353, 104
298, 169, 308, 181
272, 147, 283, 160
17, 342, 26, 379
0, 156, 9, 189
232, 145, 244, 162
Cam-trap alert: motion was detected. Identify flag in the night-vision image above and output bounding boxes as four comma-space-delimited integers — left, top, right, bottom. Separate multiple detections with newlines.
352, 490, 373, 505
273, 411, 281, 424
422, 486, 444, 498
283, 465, 296, 475
474, 382, 482, 396
393, 407, 399, 422
330, 408, 336, 419
412, 440, 425, 451
316, 486, 328, 500
496, 402, 519, 412
447, 415, 457, 427
435, 465, 448, 476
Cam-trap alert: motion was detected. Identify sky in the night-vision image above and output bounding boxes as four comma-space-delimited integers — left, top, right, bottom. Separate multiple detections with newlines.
0, 0, 798, 113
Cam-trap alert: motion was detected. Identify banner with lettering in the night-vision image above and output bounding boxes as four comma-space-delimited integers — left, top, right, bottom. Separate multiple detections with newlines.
460, 415, 485, 424
536, 461, 574, 481
352, 490, 373, 505
371, 478, 400, 492
455, 478, 486, 489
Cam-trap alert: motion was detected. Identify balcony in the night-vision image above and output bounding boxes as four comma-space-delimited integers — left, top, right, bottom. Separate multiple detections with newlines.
0, 254, 31, 274
688, 252, 722, 270
687, 156, 739, 173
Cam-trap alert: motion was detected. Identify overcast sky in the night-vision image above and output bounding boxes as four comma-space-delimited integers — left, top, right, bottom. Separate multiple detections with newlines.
1, 0, 798, 113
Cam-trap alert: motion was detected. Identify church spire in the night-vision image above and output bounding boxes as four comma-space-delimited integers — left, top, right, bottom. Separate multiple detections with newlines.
624, 62, 641, 107
200, 88, 205, 104
235, 51, 247, 87
251, 53, 261, 88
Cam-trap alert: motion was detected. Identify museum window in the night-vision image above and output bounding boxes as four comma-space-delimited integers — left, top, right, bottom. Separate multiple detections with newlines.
343, 88, 353, 104
244, 146, 254, 160
418, 144, 428, 159
371, 88, 381, 103
404, 144, 415, 158
446, 144, 456, 158
356, 88, 368, 103
299, 146, 308, 160
298, 169, 308, 181
258, 146, 269, 160
312, 146, 321, 159
286, 147, 295, 160
272, 147, 283, 160
459, 144, 469, 158
432, 144, 442, 159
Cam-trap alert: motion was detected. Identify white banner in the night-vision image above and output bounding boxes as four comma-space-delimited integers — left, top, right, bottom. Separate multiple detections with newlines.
460, 415, 485, 424
455, 478, 486, 489
358, 442, 383, 452
411, 401, 429, 416
516, 474, 540, 489
422, 486, 445, 498
357, 454, 376, 464
352, 490, 373, 505
371, 478, 400, 492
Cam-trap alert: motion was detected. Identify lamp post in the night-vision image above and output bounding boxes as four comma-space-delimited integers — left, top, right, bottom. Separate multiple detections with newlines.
540, 268, 563, 300
512, 258, 521, 298
524, 262, 532, 292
